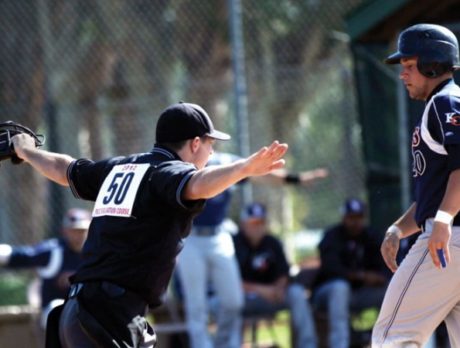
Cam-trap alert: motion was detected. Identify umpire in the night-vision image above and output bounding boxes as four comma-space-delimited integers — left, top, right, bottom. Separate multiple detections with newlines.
11, 102, 288, 348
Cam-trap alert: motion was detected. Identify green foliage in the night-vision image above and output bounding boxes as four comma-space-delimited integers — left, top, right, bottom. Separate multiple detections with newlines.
0, 273, 30, 306
351, 307, 379, 331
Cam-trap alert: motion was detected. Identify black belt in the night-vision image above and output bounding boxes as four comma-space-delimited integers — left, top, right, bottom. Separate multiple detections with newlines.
68, 281, 129, 300
68, 283, 83, 298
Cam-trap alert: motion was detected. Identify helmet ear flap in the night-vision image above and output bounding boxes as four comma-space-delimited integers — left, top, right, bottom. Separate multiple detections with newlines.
417, 57, 451, 78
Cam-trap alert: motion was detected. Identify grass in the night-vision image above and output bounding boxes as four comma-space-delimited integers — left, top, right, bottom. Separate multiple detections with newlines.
242, 310, 291, 348
0, 272, 30, 306
241, 308, 379, 348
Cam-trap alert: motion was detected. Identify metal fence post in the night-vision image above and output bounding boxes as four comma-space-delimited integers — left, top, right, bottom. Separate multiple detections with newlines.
227, 0, 252, 205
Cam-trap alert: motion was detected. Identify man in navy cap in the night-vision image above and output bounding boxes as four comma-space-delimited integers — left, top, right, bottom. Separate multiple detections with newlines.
0, 208, 90, 332
312, 199, 388, 348
233, 202, 317, 348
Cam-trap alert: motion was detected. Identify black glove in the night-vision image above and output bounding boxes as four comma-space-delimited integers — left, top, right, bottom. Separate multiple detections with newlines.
0, 121, 45, 164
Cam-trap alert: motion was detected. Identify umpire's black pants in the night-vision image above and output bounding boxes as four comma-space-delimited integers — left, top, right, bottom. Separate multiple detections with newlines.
59, 297, 98, 347
58, 282, 154, 348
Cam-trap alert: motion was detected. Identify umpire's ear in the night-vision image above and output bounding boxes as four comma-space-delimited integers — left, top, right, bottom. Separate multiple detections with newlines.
189, 136, 202, 154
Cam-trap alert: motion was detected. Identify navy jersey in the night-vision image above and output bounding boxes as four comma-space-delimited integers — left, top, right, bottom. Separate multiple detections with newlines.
193, 152, 240, 227
411, 79, 460, 226
6, 238, 82, 308
67, 145, 205, 306
314, 224, 385, 288
232, 232, 290, 284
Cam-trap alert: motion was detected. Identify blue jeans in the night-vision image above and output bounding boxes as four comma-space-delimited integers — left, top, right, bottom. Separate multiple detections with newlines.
313, 280, 350, 348
177, 230, 243, 348
313, 279, 386, 348
244, 283, 317, 348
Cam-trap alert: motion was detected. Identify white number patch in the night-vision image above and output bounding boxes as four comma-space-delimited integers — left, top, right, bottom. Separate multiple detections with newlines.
92, 163, 150, 218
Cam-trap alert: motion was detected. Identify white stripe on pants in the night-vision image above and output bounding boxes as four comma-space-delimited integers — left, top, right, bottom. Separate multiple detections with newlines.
372, 219, 460, 347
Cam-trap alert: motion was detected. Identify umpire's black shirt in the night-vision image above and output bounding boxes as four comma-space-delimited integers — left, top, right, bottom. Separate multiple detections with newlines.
67, 145, 205, 307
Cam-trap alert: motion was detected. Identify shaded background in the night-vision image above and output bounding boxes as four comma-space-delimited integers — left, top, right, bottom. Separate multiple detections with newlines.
0, 0, 367, 251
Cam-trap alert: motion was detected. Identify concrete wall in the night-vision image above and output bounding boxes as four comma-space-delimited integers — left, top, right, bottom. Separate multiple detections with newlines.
0, 306, 41, 348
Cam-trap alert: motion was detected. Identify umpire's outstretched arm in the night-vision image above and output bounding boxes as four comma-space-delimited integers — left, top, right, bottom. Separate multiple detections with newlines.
11, 133, 73, 186
184, 141, 287, 200
12, 133, 288, 201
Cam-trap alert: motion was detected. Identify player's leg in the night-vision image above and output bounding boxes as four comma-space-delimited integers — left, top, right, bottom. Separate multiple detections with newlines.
209, 231, 243, 348
440, 226, 460, 348
177, 235, 212, 348
443, 304, 460, 347
372, 225, 460, 347
312, 279, 350, 348
284, 283, 317, 348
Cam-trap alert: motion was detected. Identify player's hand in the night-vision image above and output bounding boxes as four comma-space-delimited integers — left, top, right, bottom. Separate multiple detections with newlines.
11, 133, 37, 161
381, 228, 401, 272
257, 285, 283, 303
56, 271, 74, 290
428, 221, 451, 269
243, 141, 288, 177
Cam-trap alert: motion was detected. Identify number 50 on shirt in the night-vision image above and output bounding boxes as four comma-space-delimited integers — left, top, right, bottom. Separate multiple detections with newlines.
93, 164, 150, 218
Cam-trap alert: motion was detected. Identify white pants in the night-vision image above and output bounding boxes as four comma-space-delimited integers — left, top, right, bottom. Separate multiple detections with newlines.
372, 220, 460, 347
177, 229, 243, 348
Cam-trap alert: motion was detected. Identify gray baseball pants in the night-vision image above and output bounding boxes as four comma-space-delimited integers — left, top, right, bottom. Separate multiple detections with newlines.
372, 219, 460, 347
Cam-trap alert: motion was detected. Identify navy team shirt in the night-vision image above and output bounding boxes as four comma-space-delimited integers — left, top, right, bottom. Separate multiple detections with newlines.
67, 145, 205, 306
313, 224, 386, 289
412, 79, 460, 226
232, 232, 290, 284
193, 152, 240, 227
6, 238, 82, 308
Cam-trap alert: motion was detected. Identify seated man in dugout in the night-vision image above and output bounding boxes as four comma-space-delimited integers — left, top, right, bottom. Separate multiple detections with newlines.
311, 198, 389, 348
0, 208, 90, 343
232, 202, 317, 348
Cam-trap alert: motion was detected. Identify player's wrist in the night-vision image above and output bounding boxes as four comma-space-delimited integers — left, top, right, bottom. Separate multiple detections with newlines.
386, 224, 403, 239
434, 210, 454, 225
284, 173, 300, 184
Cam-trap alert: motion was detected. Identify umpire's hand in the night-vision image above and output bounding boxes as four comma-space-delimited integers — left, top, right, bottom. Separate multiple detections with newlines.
241, 141, 288, 176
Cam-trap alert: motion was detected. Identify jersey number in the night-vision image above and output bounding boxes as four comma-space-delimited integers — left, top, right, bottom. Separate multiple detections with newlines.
92, 163, 150, 218
102, 172, 135, 205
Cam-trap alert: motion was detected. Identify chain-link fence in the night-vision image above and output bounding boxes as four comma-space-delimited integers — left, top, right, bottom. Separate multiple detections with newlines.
0, 0, 366, 252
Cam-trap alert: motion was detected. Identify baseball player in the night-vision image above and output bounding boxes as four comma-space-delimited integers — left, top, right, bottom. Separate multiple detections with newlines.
176, 152, 327, 348
11, 101, 288, 348
372, 24, 460, 347
233, 202, 317, 348
0, 208, 90, 329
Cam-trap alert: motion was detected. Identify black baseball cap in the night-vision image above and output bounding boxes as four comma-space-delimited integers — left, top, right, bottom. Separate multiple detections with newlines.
156, 102, 231, 143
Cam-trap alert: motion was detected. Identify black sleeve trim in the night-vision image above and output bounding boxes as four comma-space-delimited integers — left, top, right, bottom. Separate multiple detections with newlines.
176, 171, 195, 209
67, 160, 82, 199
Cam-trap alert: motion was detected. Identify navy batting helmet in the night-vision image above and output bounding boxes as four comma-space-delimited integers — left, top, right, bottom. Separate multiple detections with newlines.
385, 24, 460, 78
